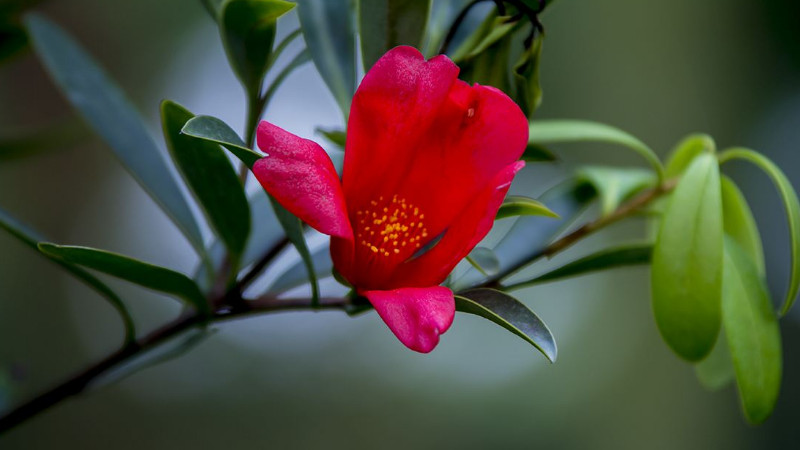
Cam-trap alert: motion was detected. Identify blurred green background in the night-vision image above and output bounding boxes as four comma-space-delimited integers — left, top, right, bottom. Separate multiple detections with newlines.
2, 0, 800, 448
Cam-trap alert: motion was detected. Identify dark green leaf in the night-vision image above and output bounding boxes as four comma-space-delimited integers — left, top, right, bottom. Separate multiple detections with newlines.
652, 153, 723, 361
577, 166, 657, 217
694, 329, 735, 391
0, 207, 135, 342
457, 19, 514, 94
38, 244, 210, 317
722, 238, 782, 424
297, 0, 356, 118
529, 120, 664, 182
269, 198, 319, 305
24, 14, 205, 254
0, 115, 89, 161
719, 148, 800, 316
456, 288, 556, 361
508, 242, 652, 289
665, 133, 715, 178
450, 10, 515, 63
162, 101, 250, 264
512, 33, 543, 118
496, 195, 559, 220
522, 142, 556, 162
316, 127, 346, 150
466, 247, 500, 277
219, 0, 295, 96
359, 0, 431, 70
721, 175, 764, 276
181, 115, 263, 168
0, 23, 27, 64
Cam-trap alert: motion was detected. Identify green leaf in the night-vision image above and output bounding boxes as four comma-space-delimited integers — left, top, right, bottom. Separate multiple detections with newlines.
38, 244, 210, 317
23, 14, 205, 254
665, 133, 715, 178
181, 115, 263, 168
466, 247, 500, 277
577, 166, 657, 217
719, 148, 800, 316
269, 198, 319, 305
359, 0, 431, 70
456, 288, 556, 362
720, 175, 765, 277
522, 143, 556, 162
529, 120, 664, 182
651, 153, 723, 361
722, 238, 782, 424
219, 0, 295, 96
450, 10, 515, 63
268, 242, 332, 293
496, 195, 559, 220
0, 115, 89, 161
162, 101, 250, 265
0, 207, 135, 342
694, 329, 735, 391
261, 48, 312, 105
512, 33, 543, 118
316, 127, 346, 150
0, 23, 27, 64
297, 0, 356, 118
507, 242, 652, 290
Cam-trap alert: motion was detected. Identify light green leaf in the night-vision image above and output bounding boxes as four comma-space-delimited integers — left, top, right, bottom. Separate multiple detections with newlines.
39, 244, 210, 317
162, 101, 250, 265
507, 242, 652, 290
316, 127, 346, 150
359, 0, 431, 70
665, 133, 715, 178
719, 148, 800, 316
651, 153, 723, 361
522, 143, 556, 162
181, 115, 263, 168
577, 166, 657, 216
219, 0, 295, 96
297, 0, 356, 118
496, 195, 559, 220
456, 288, 556, 362
721, 175, 765, 277
529, 120, 664, 182
24, 14, 205, 254
450, 10, 515, 63
722, 238, 782, 424
466, 247, 500, 277
694, 329, 734, 391
512, 33, 543, 118
269, 197, 319, 305
0, 207, 135, 342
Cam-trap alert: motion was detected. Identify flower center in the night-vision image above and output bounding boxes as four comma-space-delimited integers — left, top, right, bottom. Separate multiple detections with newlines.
355, 195, 429, 257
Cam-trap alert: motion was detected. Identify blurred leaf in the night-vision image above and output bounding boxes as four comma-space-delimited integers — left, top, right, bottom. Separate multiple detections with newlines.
496, 195, 559, 220
181, 115, 263, 168
456, 288, 556, 361
722, 238, 782, 424
162, 101, 250, 265
721, 175, 765, 277
24, 14, 205, 254
219, 0, 295, 97
522, 142, 556, 162
509, 242, 652, 288
450, 9, 514, 63
359, 0, 431, 70
0, 23, 27, 64
466, 247, 500, 277
200, 0, 224, 18
665, 133, 715, 178
39, 244, 210, 317
512, 33, 543, 118
458, 22, 514, 94
719, 148, 800, 317
577, 166, 657, 217
297, 0, 356, 118
0, 207, 135, 342
268, 240, 332, 293
529, 120, 664, 181
316, 127, 346, 150
694, 328, 735, 391
262, 48, 311, 104
269, 197, 319, 305
651, 153, 723, 362
268, 27, 302, 68
0, 115, 89, 160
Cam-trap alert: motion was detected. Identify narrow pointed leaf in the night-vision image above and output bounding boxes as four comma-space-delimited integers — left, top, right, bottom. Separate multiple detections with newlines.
297, 0, 356, 118
522, 143, 556, 162
665, 133, 715, 178
466, 247, 500, 277
359, 0, 432, 70
269, 197, 319, 305
719, 148, 800, 316
577, 166, 657, 216
722, 238, 782, 424
24, 14, 205, 253
529, 120, 664, 182
694, 329, 735, 391
38, 244, 210, 317
269, 241, 332, 293
456, 288, 556, 362
262, 48, 312, 104
316, 127, 346, 150
721, 175, 765, 276
181, 115, 263, 168
496, 195, 559, 220
512, 33, 543, 118
651, 153, 723, 361
0, 207, 135, 342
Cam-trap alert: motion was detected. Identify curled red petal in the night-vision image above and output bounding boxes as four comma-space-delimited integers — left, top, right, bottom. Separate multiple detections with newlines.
363, 286, 455, 353
253, 121, 352, 239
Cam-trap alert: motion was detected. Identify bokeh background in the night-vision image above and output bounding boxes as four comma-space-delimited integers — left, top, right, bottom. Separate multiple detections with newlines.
2, 0, 800, 448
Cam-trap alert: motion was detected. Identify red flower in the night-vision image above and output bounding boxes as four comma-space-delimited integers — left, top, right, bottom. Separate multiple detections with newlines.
253, 46, 528, 352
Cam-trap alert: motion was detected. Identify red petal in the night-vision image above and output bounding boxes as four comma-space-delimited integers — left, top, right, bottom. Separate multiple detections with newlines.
363, 286, 455, 353
253, 121, 352, 239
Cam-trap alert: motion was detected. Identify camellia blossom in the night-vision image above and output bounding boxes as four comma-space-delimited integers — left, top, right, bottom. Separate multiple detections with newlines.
253, 46, 528, 352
